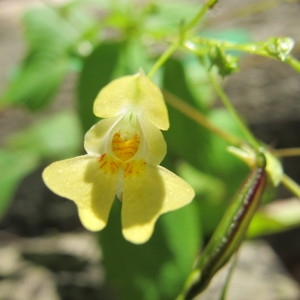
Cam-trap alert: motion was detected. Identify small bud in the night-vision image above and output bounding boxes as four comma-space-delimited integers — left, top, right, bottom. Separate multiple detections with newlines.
265, 37, 294, 61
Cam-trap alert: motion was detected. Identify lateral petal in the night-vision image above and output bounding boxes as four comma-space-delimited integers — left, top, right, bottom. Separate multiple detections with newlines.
135, 118, 167, 165
84, 117, 120, 155
42, 155, 118, 231
121, 165, 194, 244
157, 166, 195, 213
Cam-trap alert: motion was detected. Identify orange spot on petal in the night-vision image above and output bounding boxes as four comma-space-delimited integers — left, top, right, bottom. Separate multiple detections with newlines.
112, 132, 140, 161
98, 154, 121, 174
123, 160, 146, 178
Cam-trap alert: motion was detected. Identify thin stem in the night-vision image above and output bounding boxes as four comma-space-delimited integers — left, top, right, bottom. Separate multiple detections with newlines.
219, 254, 239, 300
147, 0, 218, 79
273, 147, 300, 157
175, 270, 201, 300
208, 73, 261, 149
163, 90, 242, 146
147, 42, 179, 79
182, 0, 218, 35
285, 55, 300, 73
281, 174, 300, 198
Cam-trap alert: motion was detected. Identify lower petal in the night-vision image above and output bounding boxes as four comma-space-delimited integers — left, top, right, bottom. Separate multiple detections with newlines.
158, 166, 195, 213
121, 165, 194, 244
42, 155, 118, 231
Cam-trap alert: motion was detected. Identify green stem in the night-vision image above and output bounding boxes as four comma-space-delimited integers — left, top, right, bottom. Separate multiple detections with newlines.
219, 254, 239, 300
208, 73, 261, 149
147, 42, 179, 79
147, 0, 218, 79
175, 270, 201, 300
182, 0, 218, 34
273, 147, 300, 157
163, 91, 242, 146
281, 174, 300, 197
285, 55, 300, 73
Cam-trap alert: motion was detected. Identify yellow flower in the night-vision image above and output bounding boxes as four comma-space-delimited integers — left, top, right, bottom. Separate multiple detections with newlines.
42, 72, 195, 244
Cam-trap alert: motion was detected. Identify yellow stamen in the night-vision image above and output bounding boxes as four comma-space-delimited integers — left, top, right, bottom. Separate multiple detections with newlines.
112, 132, 140, 161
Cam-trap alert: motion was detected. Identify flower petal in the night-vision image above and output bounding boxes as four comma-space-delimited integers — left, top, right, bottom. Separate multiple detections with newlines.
84, 117, 120, 155
122, 165, 194, 244
93, 72, 169, 130
136, 118, 167, 165
157, 166, 195, 213
42, 155, 118, 231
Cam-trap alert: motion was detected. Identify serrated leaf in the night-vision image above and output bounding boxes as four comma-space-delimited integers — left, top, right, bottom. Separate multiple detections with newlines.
77, 42, 122, 132
0, 150, 39, 217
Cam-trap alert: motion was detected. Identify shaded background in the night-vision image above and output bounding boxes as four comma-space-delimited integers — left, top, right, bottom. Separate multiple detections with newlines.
0, 0, 300, 299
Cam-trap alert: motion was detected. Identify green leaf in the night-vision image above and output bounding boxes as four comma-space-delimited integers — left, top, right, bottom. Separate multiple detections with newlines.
0, 150, 39, 217
2, 54, 69, 110
177, 162, 226, 203
7, 112, 82, 160
176, 161, 228, 236
248, 198, 300, 237
0, 5, 78, 110
100, 201, 200, 300
159, 203, 202, 295
162, 58, 212, 171
201, 28, 252, 45
183, 56, 214, 108
207, 108, 248, 181
77, 42, 122, 132
144, 0, 199, 38
23, 7, 78, 51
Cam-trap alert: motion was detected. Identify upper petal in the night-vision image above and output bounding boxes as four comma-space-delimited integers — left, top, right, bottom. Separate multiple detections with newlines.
42, 155, 118, 231
93, 72, 169, 130
121, 164, 194, 244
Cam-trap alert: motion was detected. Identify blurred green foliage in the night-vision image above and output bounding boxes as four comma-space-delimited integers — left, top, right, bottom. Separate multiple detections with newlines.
1, 0, 300, 299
